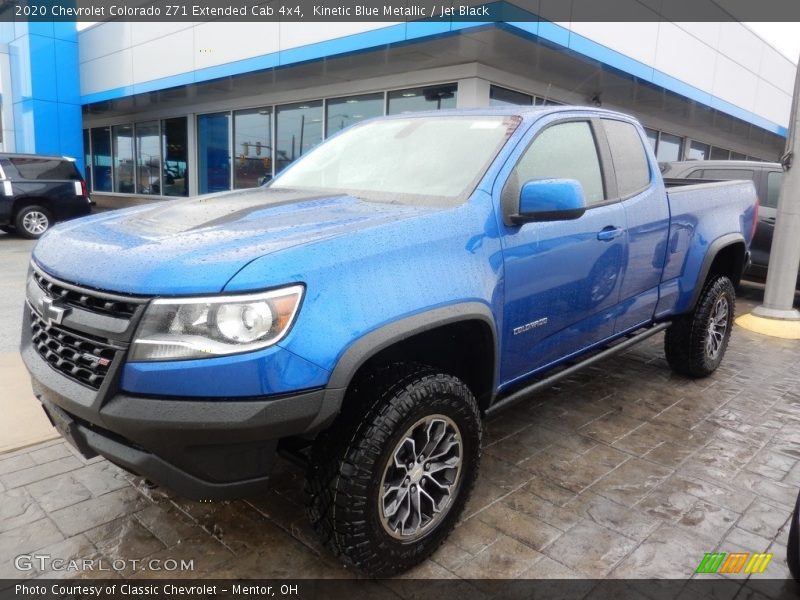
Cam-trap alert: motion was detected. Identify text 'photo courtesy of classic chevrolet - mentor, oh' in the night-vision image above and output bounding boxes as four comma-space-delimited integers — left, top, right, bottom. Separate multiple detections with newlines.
21, 106, 758, 576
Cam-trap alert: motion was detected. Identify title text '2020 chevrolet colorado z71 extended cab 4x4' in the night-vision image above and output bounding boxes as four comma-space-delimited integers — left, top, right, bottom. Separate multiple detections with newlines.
21, 107, 757, 576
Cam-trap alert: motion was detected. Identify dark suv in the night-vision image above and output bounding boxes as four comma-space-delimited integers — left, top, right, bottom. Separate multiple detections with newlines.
0, 153, 92, 239
661, 160, 787, 283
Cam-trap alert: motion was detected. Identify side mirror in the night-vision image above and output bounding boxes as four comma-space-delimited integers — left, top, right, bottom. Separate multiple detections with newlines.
511, 179, 587, 223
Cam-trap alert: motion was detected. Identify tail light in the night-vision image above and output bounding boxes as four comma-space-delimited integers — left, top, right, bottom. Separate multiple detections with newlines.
74, 179, 88, 200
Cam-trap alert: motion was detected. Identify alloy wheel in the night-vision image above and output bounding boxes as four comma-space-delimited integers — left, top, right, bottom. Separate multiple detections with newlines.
378, 414, 463, 542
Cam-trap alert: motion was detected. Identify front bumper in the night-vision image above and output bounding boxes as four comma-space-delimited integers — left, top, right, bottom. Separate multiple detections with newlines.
24, 340, 324, 499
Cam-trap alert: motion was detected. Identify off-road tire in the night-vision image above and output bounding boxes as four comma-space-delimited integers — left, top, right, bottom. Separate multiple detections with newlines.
15, 205, 52, 239
305, 365, 481, 576
664, 275, 735, 378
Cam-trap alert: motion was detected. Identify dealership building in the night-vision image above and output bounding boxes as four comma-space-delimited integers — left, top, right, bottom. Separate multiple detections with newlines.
0, 16, 795, 207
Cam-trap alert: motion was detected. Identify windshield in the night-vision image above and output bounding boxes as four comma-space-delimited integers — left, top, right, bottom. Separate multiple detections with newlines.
270, 115, 520, 205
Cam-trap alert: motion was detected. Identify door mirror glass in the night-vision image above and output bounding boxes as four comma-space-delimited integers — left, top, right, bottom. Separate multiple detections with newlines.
513, 179, 587, 223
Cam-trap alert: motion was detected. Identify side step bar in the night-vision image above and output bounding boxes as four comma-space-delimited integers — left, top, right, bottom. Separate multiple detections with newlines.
485, 322, 671, 417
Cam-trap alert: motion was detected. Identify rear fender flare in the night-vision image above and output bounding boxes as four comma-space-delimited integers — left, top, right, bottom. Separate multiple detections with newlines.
688, 232, 746, 310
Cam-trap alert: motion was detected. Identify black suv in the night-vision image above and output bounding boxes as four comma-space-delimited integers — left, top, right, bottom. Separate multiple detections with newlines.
0, 153, 92, 239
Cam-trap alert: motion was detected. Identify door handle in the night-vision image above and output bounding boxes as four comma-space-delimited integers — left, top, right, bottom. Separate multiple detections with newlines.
597, 226, 624, 241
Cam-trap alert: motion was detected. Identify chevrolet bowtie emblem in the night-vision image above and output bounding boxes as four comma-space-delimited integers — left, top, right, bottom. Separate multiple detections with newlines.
39, 296, 70, 326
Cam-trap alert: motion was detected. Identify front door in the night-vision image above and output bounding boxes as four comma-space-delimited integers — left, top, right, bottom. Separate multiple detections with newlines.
497, 119, 626, 387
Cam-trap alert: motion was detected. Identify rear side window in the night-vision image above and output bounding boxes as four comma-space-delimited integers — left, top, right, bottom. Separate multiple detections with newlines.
766, 171, 782, 209
8, 157, 80, 181
602, 119, 651, 197
696, 168, 755, 181
512, 121, 605, 205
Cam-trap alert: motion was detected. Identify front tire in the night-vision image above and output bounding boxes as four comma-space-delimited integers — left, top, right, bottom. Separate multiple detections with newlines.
15, 205, 52, 239
664, 275, 735, 377
305, 366, 481, 576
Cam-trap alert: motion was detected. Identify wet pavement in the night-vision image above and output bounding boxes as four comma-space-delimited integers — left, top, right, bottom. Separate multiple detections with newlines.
1, 277, 799, 595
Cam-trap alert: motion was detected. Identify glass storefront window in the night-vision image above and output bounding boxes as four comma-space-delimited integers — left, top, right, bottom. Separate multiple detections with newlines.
112, 124, 134, 193
709, 146, 730, 160
90, 127, 112, 192
135, 121, 160, 195
326, 93, 383, 137
387, 84, 457, 114
687, 140, 710, 161
162, 117, 188, 197
730, 151, 747, 160
197, 112, 231, 194
234, 108, 273, 188
534, 97, 564, 106
83, 129, 91, 187
275, 101, 323, 174
489, 85, 532, 107
656, 132, 683, 162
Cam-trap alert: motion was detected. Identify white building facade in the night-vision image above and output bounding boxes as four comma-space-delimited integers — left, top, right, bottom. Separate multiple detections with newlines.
77, 18, 796, 205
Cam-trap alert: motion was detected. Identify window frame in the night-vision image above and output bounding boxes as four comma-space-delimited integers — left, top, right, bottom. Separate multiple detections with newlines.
196, 111, 233, 195
599, 117, 654, 202
500, 116, 615, 222
489, 84, 534, 107
232, 106, 274, 190
160, 116, 190, 197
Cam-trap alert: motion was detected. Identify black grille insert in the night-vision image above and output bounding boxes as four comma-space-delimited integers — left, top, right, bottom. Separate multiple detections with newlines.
30, 310, 119, 390
33, 270, 140, 319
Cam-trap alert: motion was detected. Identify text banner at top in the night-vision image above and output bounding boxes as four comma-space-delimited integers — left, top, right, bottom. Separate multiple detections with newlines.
5, 0, 800, 23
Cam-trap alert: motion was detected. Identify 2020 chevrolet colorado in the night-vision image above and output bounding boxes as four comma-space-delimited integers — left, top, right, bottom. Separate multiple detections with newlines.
21, 107, 758, 575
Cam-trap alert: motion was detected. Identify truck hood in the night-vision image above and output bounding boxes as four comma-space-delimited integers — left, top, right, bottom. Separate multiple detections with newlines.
33, 187, 439, 295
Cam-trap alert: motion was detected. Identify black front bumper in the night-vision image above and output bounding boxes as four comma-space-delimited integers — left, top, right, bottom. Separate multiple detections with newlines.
22, 340, 325, 500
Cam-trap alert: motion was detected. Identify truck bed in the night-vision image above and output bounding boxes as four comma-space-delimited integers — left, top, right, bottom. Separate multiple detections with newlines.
657, 178, 758, 317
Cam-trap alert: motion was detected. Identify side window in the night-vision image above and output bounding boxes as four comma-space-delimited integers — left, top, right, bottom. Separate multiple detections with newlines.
602, 119, 651, 197
512, 121, 605, 205
766, 171, 782, 209
697, 168, 754, 181
8, 157, 80, 180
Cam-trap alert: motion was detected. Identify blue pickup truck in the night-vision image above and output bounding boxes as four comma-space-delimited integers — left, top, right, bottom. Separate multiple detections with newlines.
22, 107, 757, 575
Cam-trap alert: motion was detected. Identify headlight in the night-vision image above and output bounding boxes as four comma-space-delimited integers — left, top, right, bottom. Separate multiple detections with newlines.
130, 285, 304, 361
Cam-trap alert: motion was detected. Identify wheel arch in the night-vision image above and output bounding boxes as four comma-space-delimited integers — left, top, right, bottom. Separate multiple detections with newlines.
311, 303, 498, 431
688, 233, 746, 310
12, 196, 54, 219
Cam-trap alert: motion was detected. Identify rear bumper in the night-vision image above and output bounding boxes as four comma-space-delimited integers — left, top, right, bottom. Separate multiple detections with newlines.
23, 341, 325, 500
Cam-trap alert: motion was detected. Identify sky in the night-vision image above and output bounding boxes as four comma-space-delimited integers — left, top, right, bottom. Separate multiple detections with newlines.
744, 22, 800, 63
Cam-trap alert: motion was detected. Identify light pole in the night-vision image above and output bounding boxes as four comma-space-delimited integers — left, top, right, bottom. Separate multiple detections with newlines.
753, 57, 800, 320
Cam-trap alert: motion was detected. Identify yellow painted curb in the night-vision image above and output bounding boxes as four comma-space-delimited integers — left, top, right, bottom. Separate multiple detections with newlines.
735, 313, 800, 340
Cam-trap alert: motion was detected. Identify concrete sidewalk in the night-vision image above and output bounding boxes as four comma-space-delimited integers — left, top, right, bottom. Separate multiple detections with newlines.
0, 351, 56, 454
0, 234, 55, 453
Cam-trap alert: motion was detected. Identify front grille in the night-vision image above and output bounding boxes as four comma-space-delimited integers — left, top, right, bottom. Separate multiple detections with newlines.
30, 310, 118, 389
33, 270, 139, 318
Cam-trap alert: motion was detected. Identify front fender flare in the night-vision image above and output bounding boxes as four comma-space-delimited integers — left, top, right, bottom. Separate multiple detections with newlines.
305, 302, 498, 432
